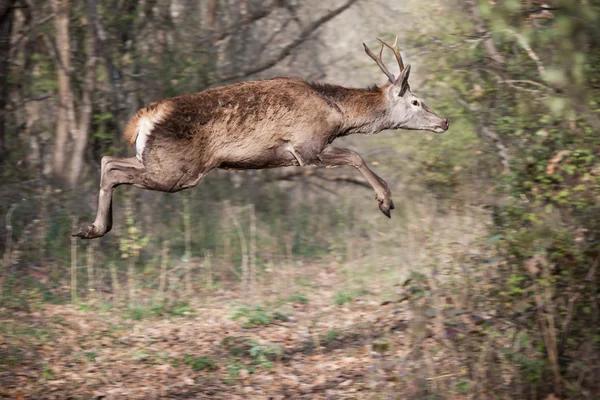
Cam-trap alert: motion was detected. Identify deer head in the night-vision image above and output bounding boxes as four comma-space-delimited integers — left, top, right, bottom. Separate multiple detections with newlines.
363, 36, 449, 134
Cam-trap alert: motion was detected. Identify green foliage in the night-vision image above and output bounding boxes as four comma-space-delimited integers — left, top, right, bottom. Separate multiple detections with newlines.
84, 351, 98, 362
287, 294, 309, 304
123, 301, 194, 320
324, 329, 339, 342
248, 341, 283, 369
454, 380, 470, 395
417, 120, 480, 194
229, 304, 272, 328
27, 53, 58, 94
40, 365, 55, 381
119, 205, 149, 260
125, 306, 147, 321
333, 290, 354, 305
402, 0, 600, 395
166, 301, 195, 317
131, 349, 150, 361
0, 349, 23, 369
220, 336, 282, 381
224, 361, 243, 382
182, 355, 217, 371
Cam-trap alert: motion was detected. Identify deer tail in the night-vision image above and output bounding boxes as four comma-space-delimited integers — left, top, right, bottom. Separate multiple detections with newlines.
123, 100, 173, 147
123, 113, 141, 147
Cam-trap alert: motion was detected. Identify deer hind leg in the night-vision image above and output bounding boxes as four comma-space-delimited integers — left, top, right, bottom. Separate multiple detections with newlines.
281, 141, 307, 167
73, 156, 147, 239
74, 156, 212, 239
317, 145, 395, 218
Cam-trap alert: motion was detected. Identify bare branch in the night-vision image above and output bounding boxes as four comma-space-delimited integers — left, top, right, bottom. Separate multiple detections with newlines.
453, 68, 550, 96
454, 92, 510, 174
483, 38, 505, 65
207, 8, 274, 45
1, 94, 53, 116
9, 12, 55, 60
504, 28, 545, 77
219, 0, 359, 83
86, 0, 125, 112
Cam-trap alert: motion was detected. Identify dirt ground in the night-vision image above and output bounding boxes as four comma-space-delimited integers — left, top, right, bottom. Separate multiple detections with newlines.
0, 259, 470, 400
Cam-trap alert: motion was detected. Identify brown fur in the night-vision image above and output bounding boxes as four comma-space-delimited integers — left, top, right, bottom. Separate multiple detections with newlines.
128, 77, 388, 156
308, 82, 381, 100
141, 78, 342, 174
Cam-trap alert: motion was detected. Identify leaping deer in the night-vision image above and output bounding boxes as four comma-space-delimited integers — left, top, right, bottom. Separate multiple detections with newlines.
73, 36, 449, 239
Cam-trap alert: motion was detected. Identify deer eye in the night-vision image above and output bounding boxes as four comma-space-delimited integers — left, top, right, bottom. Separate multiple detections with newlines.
411, 100, 419, 107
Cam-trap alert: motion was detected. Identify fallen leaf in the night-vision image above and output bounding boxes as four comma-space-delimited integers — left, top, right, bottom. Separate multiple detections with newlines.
546, 150, 569, 175
338, 379, 353, 387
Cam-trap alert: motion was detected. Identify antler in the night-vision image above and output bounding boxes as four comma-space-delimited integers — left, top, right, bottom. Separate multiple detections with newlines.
362, 34, 405, 84
363, 42, 395, 83
378, 34, 405, 72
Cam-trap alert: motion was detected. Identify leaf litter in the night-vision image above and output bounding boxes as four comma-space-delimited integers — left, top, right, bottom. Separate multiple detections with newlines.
0, 258, 474, 399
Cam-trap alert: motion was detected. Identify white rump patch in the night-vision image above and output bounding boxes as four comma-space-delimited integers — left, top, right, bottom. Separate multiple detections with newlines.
135, 104, 169, 163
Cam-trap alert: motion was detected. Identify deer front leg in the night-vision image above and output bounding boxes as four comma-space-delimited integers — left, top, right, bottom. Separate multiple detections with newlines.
316, 145, 395, 217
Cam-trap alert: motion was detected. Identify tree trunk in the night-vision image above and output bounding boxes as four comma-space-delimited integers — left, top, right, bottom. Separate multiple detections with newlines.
68, 14, 96, 187
87, 0, 124, 120
0, 0, 16, 166
51, 0, 73, 181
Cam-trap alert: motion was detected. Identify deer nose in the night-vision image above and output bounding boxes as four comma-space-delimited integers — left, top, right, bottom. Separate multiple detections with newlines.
441, 119, 449, 130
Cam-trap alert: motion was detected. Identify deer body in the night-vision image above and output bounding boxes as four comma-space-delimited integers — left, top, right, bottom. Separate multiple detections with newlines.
74, 37, 449, 239
132, 78, 388, 174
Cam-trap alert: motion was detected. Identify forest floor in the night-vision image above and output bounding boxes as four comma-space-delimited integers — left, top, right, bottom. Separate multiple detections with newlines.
0, 257, 471, 400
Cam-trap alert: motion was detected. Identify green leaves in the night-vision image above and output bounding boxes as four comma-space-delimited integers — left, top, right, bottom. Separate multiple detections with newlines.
182, 355, 217, 371
487, 234, 504, 244
229, 304, 273, 328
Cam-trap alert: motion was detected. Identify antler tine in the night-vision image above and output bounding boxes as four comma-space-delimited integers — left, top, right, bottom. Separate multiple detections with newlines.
377, 34, 405, 72
362, 42, 395, 84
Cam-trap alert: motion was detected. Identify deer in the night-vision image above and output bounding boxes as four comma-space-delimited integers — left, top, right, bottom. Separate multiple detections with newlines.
73, 36, 449, 239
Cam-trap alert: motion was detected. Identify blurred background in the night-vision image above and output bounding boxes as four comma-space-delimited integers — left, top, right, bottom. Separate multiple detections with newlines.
1, 0, 599, 398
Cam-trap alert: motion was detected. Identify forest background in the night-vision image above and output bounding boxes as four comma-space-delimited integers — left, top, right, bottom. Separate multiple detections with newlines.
0, 0, 599, 398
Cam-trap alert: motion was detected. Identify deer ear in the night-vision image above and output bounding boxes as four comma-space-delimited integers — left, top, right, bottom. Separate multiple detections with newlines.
395, 64, 411, 97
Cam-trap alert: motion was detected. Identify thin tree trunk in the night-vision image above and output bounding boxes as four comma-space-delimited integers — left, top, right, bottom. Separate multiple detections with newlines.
159, 240, 169, 297
70, 217, 78, 303
51, 0, 73, 180
182, 195, 192, 296
86, 0, 124, 119
0, 0, 16, 165
221, 202, 232, 270
109, 262, 120, 306
249, 204, 256, 288
228, 204, 249, 294
86, 242, 96, 301
1, 203, 17, 296
204, 250, 212, 289
128, 251, 136, 303
68, 13, 96, 187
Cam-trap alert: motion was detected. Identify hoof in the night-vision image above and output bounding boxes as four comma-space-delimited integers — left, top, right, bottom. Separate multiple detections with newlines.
379, 202, 392, 218
376, 193, 394, 218
72, 224, 102, 239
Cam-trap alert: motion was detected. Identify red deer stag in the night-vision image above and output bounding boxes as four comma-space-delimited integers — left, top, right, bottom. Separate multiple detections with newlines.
73, 36, 449, 239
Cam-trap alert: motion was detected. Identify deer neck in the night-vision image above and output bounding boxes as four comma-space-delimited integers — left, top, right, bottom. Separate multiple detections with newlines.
334, 86, 391, 136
